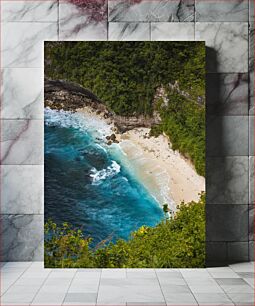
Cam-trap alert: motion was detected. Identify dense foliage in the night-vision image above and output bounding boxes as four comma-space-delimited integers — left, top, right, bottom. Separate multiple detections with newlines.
151, 90, 205, 176
45, 193, 205, 268
45, 41, 205, 115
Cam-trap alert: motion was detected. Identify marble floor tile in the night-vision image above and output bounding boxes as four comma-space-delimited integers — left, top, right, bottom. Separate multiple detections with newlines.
1, 0, 58, 22
151, 22, 194, 40
0, 214, 43, 261
249, 156, 254, 204
126, 268, 157, 279
109, 22, 150, 40
0, 119, 43, 165
180, 269, 212, 279
48, 269, 77, 278
64, 293, 97, 304
162, 292, 198, 305
195, 22, 248, 73
206, 73, 249, 116
215, 277, 250, 285
196, 0, 248, 22
59, 1, 107, 40
108, 0, 195, 22
2, 285, 39, 304
192, 292, 234, 305
227, 292, 254, 305
229, 261, 254, 272
31, 291, 66, 305
206, 156, 249, 205
2, 22, 58, 68
1, 165, 43, 214
1, 68, 43, 119
207, 267, 241, 278
2, 261, 32, 269
68, 278, 99, 293
206, 115, 249, 156
126, 303, 166, 306
160, 284, 191, 294
101, 268, 127, 279
75, 269, 101, 279
125, 284, 165, 303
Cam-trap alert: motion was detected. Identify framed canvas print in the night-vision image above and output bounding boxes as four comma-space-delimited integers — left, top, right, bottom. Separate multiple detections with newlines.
44, 41, 205, 268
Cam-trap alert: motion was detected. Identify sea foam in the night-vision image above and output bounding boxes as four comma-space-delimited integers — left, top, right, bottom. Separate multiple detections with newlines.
90, 160, 121, 185
44, 107, 113, 139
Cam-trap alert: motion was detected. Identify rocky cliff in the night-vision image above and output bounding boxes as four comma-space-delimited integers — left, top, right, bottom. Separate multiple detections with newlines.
44, 79, 161, 133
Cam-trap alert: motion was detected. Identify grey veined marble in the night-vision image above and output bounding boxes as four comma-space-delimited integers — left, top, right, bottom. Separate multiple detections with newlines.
249, 25, 254, 114
151, 22, 194, 41
207, 116, 248, 156
249, 116, 254, 155
206, 204, 249, 241
250, 0, 254, 22
207, 156, 249, 205
249, 156, 254, 205
108, 0, 195, 22
2, 22, 57, 68
1, 68, 43, 119
249, 203, 254, 241
195, 22, 248, 73
0, 120, 43, 165
206, 73, 249, 116
59, 1, 107, 41
1, 0, 58, 22
109, 22, 150, 41
0, 215, 43, 261
196, 0, 248, 22
1, 165, 43, 214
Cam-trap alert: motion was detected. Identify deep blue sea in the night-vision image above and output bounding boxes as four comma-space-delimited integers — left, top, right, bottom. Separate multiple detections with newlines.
44, 108, 164, 245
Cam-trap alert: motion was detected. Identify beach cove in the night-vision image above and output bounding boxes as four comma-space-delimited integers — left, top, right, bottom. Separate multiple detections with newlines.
77, 106, 205, 212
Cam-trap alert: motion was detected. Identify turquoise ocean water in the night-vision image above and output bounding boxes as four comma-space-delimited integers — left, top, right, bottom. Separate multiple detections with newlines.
45, 108, 164, 245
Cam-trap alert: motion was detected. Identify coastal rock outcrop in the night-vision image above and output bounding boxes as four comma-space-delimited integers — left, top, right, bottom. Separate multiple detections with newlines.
45, 79, 161, 133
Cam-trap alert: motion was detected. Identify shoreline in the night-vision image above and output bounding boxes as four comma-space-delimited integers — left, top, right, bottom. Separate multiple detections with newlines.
76, 107, 205, 210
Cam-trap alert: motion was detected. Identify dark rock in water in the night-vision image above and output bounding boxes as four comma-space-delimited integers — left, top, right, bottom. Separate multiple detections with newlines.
107, 141, 112, 146
106, 135, 111, 141
110, 134, 116, 141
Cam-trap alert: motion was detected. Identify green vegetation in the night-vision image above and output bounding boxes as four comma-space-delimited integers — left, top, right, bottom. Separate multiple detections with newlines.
45, 193, 205, 268
45, 41, 205, 176
45, 41, 205, 115
151, 90, 205, 176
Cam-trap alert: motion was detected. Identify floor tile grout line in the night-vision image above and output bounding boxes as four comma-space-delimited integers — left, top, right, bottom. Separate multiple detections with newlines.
178, 269, 199, 305
1, 262, 33, 296
154, 269, 167, 306
29, 267, 53, 305
95, 268, 102, 305
61, 268, 78, 305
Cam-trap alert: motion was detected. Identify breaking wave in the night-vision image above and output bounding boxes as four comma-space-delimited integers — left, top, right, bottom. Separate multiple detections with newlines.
90, 160, 121, 185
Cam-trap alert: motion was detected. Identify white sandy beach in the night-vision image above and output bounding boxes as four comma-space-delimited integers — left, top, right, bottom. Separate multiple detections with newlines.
77, 107, 205, 211
118, 128, 205, 211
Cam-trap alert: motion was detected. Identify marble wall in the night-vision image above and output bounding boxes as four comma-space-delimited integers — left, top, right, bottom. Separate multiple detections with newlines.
0, 0, 254, 264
